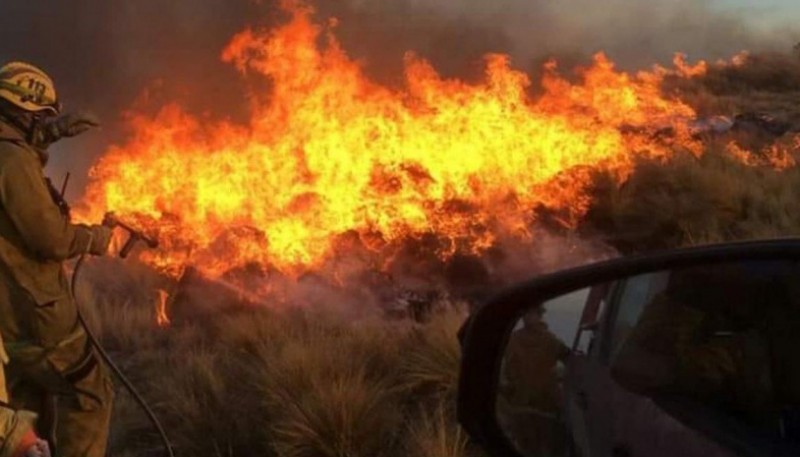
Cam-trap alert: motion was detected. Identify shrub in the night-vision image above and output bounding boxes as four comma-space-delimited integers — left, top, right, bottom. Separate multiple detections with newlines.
582, 147, 800, 252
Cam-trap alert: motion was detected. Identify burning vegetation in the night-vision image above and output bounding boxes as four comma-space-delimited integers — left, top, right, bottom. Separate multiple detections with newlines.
74, 4, 719, 277
72, 1, 800, 325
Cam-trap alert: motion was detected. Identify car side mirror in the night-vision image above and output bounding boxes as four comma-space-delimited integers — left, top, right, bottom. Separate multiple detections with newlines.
458, 240, 800, 457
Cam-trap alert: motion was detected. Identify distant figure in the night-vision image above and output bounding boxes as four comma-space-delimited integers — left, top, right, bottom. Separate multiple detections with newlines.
500, 307, 571, 456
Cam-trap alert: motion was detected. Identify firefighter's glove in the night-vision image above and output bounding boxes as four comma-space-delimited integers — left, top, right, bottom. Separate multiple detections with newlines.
11, 430, 51, 457
86, 224, 113, 256
38, 112, 100, 147
22, 439, 51, 457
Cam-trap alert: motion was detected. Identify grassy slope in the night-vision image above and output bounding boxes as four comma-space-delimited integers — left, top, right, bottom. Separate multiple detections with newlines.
79, 52, 800, 457
78, 277, 479, 457
665, 52, 800, 120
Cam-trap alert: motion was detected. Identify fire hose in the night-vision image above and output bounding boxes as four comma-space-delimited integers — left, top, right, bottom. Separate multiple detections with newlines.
70, 212, 175, 457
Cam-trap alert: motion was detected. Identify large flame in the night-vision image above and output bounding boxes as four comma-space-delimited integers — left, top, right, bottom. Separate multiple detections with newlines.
79, 1, 710, 278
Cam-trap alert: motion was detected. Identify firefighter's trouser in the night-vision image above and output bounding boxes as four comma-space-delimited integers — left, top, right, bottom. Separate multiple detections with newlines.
1, 292, 113, 457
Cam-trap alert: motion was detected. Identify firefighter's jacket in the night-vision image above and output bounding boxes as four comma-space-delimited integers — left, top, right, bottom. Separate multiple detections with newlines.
0, 119, 108, 456
0, 120, 99, 307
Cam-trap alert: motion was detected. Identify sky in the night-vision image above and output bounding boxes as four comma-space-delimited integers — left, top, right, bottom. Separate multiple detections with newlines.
719, 0, 800, 22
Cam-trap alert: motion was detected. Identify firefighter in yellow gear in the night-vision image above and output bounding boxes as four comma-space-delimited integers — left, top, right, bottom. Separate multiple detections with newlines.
0, 61, 113, 457
504, 308, 571, 411
500, 307, 571, 456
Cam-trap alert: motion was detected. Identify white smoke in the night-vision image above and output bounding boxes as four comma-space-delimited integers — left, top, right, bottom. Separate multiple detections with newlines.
327, 0, 797, 71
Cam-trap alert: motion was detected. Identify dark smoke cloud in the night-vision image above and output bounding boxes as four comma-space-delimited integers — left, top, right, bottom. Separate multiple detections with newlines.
1, 0, 796, 197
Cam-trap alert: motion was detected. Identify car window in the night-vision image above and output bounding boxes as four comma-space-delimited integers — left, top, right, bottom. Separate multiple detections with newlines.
604, 272, 670, 361
606, 262, 800, 453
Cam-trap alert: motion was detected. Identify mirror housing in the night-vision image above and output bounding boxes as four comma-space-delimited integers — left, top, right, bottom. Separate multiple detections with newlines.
457, 240, 800, 457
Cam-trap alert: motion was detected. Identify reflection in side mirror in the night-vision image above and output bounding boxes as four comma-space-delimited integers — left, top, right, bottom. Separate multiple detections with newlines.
496, 289, 587, 457
495, 260, 800, 457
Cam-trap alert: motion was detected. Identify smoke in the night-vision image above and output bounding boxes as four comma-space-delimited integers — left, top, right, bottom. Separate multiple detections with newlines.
0, 0, 267, 195
81, 224, 616, 323
319, 0, 797, 81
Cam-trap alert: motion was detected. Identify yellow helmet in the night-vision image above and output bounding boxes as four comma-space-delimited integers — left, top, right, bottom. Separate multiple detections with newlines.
0, 61, 61, 115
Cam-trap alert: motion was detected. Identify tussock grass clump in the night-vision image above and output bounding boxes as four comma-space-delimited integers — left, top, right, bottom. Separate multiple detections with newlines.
398, 309, 464, 406
267, 368, 401, 457
247, 312, 405, 457
406, 403, 470, 457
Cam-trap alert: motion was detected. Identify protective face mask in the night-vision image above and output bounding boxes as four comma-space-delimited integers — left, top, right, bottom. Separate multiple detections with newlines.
27, 114, 55, 150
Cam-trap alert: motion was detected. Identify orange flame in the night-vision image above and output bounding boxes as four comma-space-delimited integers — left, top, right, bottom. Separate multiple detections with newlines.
727, 137, 799, 170
79, 1, 712, 278
156, 289, 171, 327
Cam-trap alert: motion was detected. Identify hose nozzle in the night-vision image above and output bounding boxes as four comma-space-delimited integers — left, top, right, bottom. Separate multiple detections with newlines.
102, 212, 159, 259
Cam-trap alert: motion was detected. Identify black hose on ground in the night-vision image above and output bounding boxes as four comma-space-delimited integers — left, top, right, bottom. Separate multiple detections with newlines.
71, 252, 176, 457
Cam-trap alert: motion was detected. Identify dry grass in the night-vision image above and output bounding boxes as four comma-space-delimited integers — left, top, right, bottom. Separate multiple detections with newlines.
582, 145, 800, 253
73, 276, 484, 457
246, 313, 405, 457
266, 369, 401, 457
397, 308, 464, 407
406, 402, 470, 457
